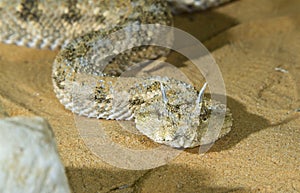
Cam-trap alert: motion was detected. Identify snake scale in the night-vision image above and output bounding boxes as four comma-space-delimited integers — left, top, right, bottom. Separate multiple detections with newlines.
0, 0, 232, 148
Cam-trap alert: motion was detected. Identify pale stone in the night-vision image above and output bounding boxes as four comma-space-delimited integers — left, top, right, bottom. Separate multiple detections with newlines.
0, 117, 71, 193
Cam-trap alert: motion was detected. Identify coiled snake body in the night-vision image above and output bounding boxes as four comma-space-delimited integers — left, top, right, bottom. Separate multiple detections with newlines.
0, 0, 232, 148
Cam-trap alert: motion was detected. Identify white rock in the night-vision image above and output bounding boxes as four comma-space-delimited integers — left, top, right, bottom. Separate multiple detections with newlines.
0, 117, 71, 193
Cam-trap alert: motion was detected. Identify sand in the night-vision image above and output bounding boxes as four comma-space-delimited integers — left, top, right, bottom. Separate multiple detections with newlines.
0, 0, 299, 192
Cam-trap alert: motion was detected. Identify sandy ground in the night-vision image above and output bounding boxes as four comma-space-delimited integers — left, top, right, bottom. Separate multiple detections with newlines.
0, 0, 300, 192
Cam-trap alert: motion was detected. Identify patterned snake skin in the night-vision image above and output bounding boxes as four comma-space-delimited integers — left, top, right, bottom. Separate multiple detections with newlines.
0, 0, 232, 148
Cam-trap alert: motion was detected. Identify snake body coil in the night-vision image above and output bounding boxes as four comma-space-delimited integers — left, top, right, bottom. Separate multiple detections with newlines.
0, 0, 232, 148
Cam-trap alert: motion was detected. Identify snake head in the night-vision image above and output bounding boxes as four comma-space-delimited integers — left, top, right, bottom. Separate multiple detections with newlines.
132, 77, 231, 148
